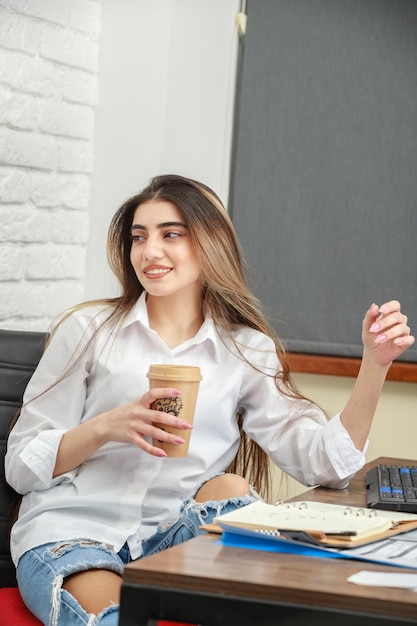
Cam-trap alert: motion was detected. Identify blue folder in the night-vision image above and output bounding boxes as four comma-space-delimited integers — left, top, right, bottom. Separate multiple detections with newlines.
218, 528, 345, 561
216, 524, 417, 570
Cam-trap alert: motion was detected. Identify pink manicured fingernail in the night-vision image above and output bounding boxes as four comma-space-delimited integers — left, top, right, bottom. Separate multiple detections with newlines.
375, 334, 387, 343
370, 323, 380, 333
394, 338, 403, 345
174, 437, 186, 444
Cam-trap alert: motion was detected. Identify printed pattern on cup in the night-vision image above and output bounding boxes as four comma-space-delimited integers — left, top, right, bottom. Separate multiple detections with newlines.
151, 396, 184, 416
151, 397, 184, 444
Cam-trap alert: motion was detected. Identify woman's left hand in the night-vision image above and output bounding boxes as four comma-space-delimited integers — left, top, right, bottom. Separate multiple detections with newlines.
363, 300, 415, 367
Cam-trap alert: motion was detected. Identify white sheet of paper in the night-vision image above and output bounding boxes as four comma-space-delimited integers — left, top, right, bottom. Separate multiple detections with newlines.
348, 570, 417, 590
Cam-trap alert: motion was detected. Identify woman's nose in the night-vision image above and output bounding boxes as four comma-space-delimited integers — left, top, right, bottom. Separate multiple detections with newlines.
143, 235, 163, 260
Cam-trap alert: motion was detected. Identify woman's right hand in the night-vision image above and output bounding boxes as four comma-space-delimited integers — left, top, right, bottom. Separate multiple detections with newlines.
98, 387, 192, 457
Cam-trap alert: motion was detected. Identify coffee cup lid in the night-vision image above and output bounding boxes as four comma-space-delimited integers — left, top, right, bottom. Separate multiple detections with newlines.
147, 364, 202, 382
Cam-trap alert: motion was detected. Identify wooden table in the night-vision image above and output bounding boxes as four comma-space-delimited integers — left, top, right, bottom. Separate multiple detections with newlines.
119, 457, 417, 625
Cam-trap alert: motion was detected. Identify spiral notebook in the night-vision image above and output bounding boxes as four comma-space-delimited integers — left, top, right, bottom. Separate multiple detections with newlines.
213, 500, 417, 548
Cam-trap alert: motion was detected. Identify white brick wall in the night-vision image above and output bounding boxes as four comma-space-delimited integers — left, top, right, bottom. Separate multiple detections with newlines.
0, 0, 101, 331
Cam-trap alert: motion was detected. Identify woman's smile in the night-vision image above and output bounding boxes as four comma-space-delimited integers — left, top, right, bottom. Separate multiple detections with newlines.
143, 264, 172, 279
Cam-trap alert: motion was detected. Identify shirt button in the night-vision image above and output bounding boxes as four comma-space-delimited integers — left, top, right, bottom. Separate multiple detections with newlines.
147, 461, 155, 470
162, 357, 170, 364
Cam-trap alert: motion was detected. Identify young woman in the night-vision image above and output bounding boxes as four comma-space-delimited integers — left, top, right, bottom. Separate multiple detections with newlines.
6, 174, 414, 626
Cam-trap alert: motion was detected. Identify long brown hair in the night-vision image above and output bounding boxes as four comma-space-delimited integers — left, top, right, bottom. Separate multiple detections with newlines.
46, 175, 308, 499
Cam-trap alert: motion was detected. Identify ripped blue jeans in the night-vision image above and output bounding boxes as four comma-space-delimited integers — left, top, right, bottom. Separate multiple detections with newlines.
17, 490, 260, 625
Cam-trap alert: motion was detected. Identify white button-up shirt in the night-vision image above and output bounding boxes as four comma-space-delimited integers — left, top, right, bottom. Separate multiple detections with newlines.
6, 293, 365, 565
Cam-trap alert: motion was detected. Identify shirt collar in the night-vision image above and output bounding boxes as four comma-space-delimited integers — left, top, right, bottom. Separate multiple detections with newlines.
119, 292, 150, 329
119, 292, 221, 362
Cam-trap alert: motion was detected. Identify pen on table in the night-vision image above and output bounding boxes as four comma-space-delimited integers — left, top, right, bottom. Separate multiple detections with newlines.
308, 530, 358, 539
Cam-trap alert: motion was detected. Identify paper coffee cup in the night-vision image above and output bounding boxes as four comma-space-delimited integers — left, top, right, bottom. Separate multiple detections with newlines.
147, 364, 202, 457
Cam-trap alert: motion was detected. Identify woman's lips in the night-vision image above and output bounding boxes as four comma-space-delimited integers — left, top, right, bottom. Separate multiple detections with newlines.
143, 266, 172, 279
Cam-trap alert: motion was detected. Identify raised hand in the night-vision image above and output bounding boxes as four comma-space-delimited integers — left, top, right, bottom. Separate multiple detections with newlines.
363, 300, 415, 367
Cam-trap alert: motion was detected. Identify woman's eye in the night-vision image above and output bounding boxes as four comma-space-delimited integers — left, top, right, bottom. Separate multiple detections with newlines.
131, 234, 145, 242
164, 231, 181, 239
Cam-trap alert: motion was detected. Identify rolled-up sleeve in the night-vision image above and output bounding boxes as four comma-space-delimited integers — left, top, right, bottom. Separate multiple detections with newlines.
237, 332, 367, 489
14, 429, 77, 492
5, 314, 92, 494
321, 413, 367, 485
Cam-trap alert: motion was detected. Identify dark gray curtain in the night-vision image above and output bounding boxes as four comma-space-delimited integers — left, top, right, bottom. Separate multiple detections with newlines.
230, 0, 417, 362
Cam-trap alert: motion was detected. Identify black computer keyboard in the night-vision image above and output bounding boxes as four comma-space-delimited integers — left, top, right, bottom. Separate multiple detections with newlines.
366, 464, 417, 513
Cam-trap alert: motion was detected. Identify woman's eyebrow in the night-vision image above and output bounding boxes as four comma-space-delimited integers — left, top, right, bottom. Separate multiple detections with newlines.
130, 221, 188, 231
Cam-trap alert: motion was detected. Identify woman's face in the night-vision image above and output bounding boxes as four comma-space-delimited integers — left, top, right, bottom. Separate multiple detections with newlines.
130, 199, 202, 299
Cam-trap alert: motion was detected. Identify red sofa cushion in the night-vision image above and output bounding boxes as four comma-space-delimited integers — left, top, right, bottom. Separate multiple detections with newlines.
0, 587, 196, 626
0, 588, 42, 625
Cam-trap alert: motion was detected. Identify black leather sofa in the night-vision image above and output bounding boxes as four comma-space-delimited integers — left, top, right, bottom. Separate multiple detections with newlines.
0, 329, 47, 588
